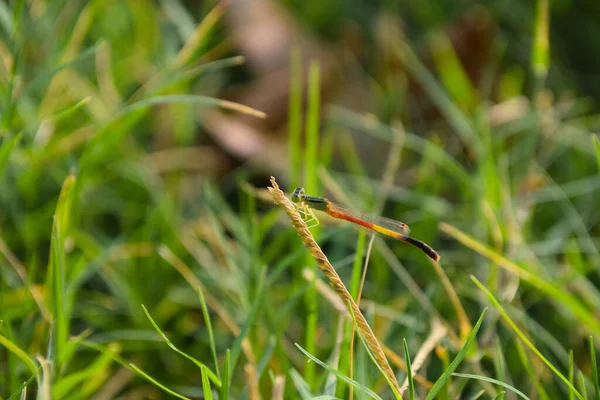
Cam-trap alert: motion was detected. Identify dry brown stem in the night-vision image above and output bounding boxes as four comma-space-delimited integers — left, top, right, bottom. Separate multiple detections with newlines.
268, 176, 401, 395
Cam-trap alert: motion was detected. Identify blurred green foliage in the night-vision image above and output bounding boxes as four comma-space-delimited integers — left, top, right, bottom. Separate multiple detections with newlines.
1, 0, 599, 399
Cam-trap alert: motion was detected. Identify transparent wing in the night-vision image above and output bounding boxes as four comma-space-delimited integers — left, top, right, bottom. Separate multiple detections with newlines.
328, 203, 411, 236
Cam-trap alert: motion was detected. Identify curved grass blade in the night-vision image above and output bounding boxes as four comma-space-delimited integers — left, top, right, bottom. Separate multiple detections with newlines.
515, 339, 550, 399
129, 363, 191, 400
295, 344, 384, 400
290, 368, 314, 400
198, 288, 220, 378
7, 368, 40, 400
441, 223, 600, 334
424, 308, 487, 400
141, 304, 221, 386
348, 304, 402, 400
452, 373, 530, 400
471, 276, 584, 400
118, 94, 266, 119
403, 339, 415, 400
0, 334, 39, 379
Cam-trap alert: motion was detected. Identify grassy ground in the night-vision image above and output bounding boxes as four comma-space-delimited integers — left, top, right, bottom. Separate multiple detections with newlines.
1, 1, 600, 399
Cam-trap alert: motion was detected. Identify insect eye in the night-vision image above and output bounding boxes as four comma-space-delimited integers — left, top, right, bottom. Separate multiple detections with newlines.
291, 187, 304, 203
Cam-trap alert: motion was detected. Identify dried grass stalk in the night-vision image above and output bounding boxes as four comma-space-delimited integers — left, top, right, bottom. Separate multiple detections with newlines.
268, 176, 401, 394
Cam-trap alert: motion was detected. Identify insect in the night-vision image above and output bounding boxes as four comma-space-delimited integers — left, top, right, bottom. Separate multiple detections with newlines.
291, 187, 440, 261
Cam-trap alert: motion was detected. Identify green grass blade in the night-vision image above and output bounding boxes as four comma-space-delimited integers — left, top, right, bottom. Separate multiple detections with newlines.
515, 339, 550, 400
471, 276, 584, 400
578, 371, 589, 400
570, 350, 575, 400
452, 373, 530, 400
52, 342, 117, 398
140, 304, 221, 386
531, 0, 550, 84
290, 368, 314, 399
201, 365, 214, 400
0, 334, 38, 377
304, 59, 321, 194
7, 369, 39, 400
129, 363, 192, 400
303, 59, 321, 386
295, 344, 384, 400
198, 288, 220, 379
220, 349, 231, 400
589, 336, 600, 400
594, 135, 600, 174
442, 223, 600, 334
0, 133, 20, 175
48, 173, 77, 364
50, 97, 91, 122
117, 94, 266, 119
424, 308, 487, 400
288, 48, 303, 187
403, 339, 415, 400
429, 32, 477, 112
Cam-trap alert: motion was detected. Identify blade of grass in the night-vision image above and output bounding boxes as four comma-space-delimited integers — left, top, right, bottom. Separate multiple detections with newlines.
295, 344, 384, 400
578, 371, 589, 400
515, 339, 550, 400
593, 135, 600, 173
531, 0, 550, 85
471, 276, 584, 399
429, 32, 477, 112
140, 304, 221, 386
220, 349, 231, 400
268, 177, 402, 394
129, 363, 191, 400
424, 308, 488, 400
0, 334, 38, 377
117, 94, 266, 119
441, 223, 600, 334
290, 368, 314, 400
350, 299, 402, 400
589, 336, 600, 400
52, 342, 118, 398
48, 173, 77, 365
201, 365, 214, 400
172, 3, 224, 67
198, 288, 220, 379
288, 48, 303, 187
303, 59, 321, 386
403, 339, 415, 400
7, 368, 39, 400
570, 351, 576, 400
453, 373, 529, 400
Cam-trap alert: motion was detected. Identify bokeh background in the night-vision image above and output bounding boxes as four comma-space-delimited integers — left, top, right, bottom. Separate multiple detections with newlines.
1, 0, 600, 399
